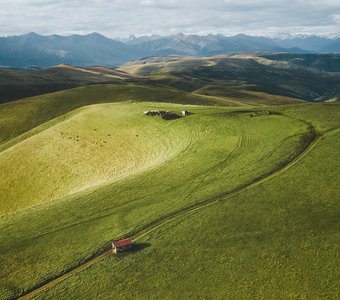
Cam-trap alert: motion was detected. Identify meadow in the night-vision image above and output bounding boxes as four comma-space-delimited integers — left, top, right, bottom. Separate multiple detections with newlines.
39, 120, 340, 299
0, 79, 339, 299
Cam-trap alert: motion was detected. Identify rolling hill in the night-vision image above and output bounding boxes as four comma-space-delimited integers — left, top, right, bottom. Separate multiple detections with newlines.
0, 103, 193, 214
0, 52, 339, 300
0, 64, 136, 104
0, 81, 303, 147
2, 52, 339, 107
0, 98, 339, 299
36, 104, 339, 300
260, 53, 340, 73
119, 54, 340, 101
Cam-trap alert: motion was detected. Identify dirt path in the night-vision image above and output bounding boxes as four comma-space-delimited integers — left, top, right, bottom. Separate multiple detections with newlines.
17, 123, 339, 300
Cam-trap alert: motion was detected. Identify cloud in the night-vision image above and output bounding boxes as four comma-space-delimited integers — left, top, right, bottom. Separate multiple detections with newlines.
0, 0, 339, 37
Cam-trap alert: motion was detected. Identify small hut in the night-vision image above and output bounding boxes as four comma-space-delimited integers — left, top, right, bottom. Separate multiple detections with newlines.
112, 238, 134, 254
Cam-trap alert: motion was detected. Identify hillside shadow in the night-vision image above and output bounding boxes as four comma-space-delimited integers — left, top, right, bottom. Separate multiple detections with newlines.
114, 243, 152, 258
162, 114, 182, 120
132, 242, 152, 252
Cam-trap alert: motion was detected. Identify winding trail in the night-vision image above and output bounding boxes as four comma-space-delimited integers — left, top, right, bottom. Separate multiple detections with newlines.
17, 123, 340, 300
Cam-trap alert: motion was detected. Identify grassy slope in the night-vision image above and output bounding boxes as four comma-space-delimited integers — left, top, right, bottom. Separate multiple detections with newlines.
0, 66, 124, 104
0, 82, 302, 148
193, 85, 304, 106
282, 103, 340, 132
0, 103, 309, 299
42, 132, 340, 300
0, 83, 245, 147
0, 103, 193, 214
34, 103, 340, 299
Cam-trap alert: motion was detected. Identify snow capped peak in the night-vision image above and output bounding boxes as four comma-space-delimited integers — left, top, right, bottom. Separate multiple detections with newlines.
272, 33, 340, 40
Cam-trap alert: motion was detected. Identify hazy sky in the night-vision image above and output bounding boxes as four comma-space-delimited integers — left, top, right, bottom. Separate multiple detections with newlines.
1, 0, 340, 37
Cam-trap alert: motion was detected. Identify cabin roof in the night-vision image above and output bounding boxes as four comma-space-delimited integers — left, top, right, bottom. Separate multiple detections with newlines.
113, 238, 133, 248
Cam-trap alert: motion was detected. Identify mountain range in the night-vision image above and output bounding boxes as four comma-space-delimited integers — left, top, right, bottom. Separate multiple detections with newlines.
1, 32, 340, 68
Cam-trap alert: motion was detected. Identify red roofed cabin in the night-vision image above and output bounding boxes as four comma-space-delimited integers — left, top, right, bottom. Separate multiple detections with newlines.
112, 238, 134, 254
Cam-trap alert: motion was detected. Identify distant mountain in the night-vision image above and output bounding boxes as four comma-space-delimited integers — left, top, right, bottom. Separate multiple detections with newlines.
123, 33, 306, 57
274, 36, 340, 52
120, 34, 163, 45
1, 32, 340, 68
0, 32, 137, 68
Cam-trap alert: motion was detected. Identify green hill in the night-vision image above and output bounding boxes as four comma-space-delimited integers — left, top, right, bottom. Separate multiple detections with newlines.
1, 98, 339, 299
39, 107, 339, 299
0, 65, 133, 104
2, 53, 340, 106
0, 61, 339, 300
0, 83, 301, 147
0, 103, 194, 214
